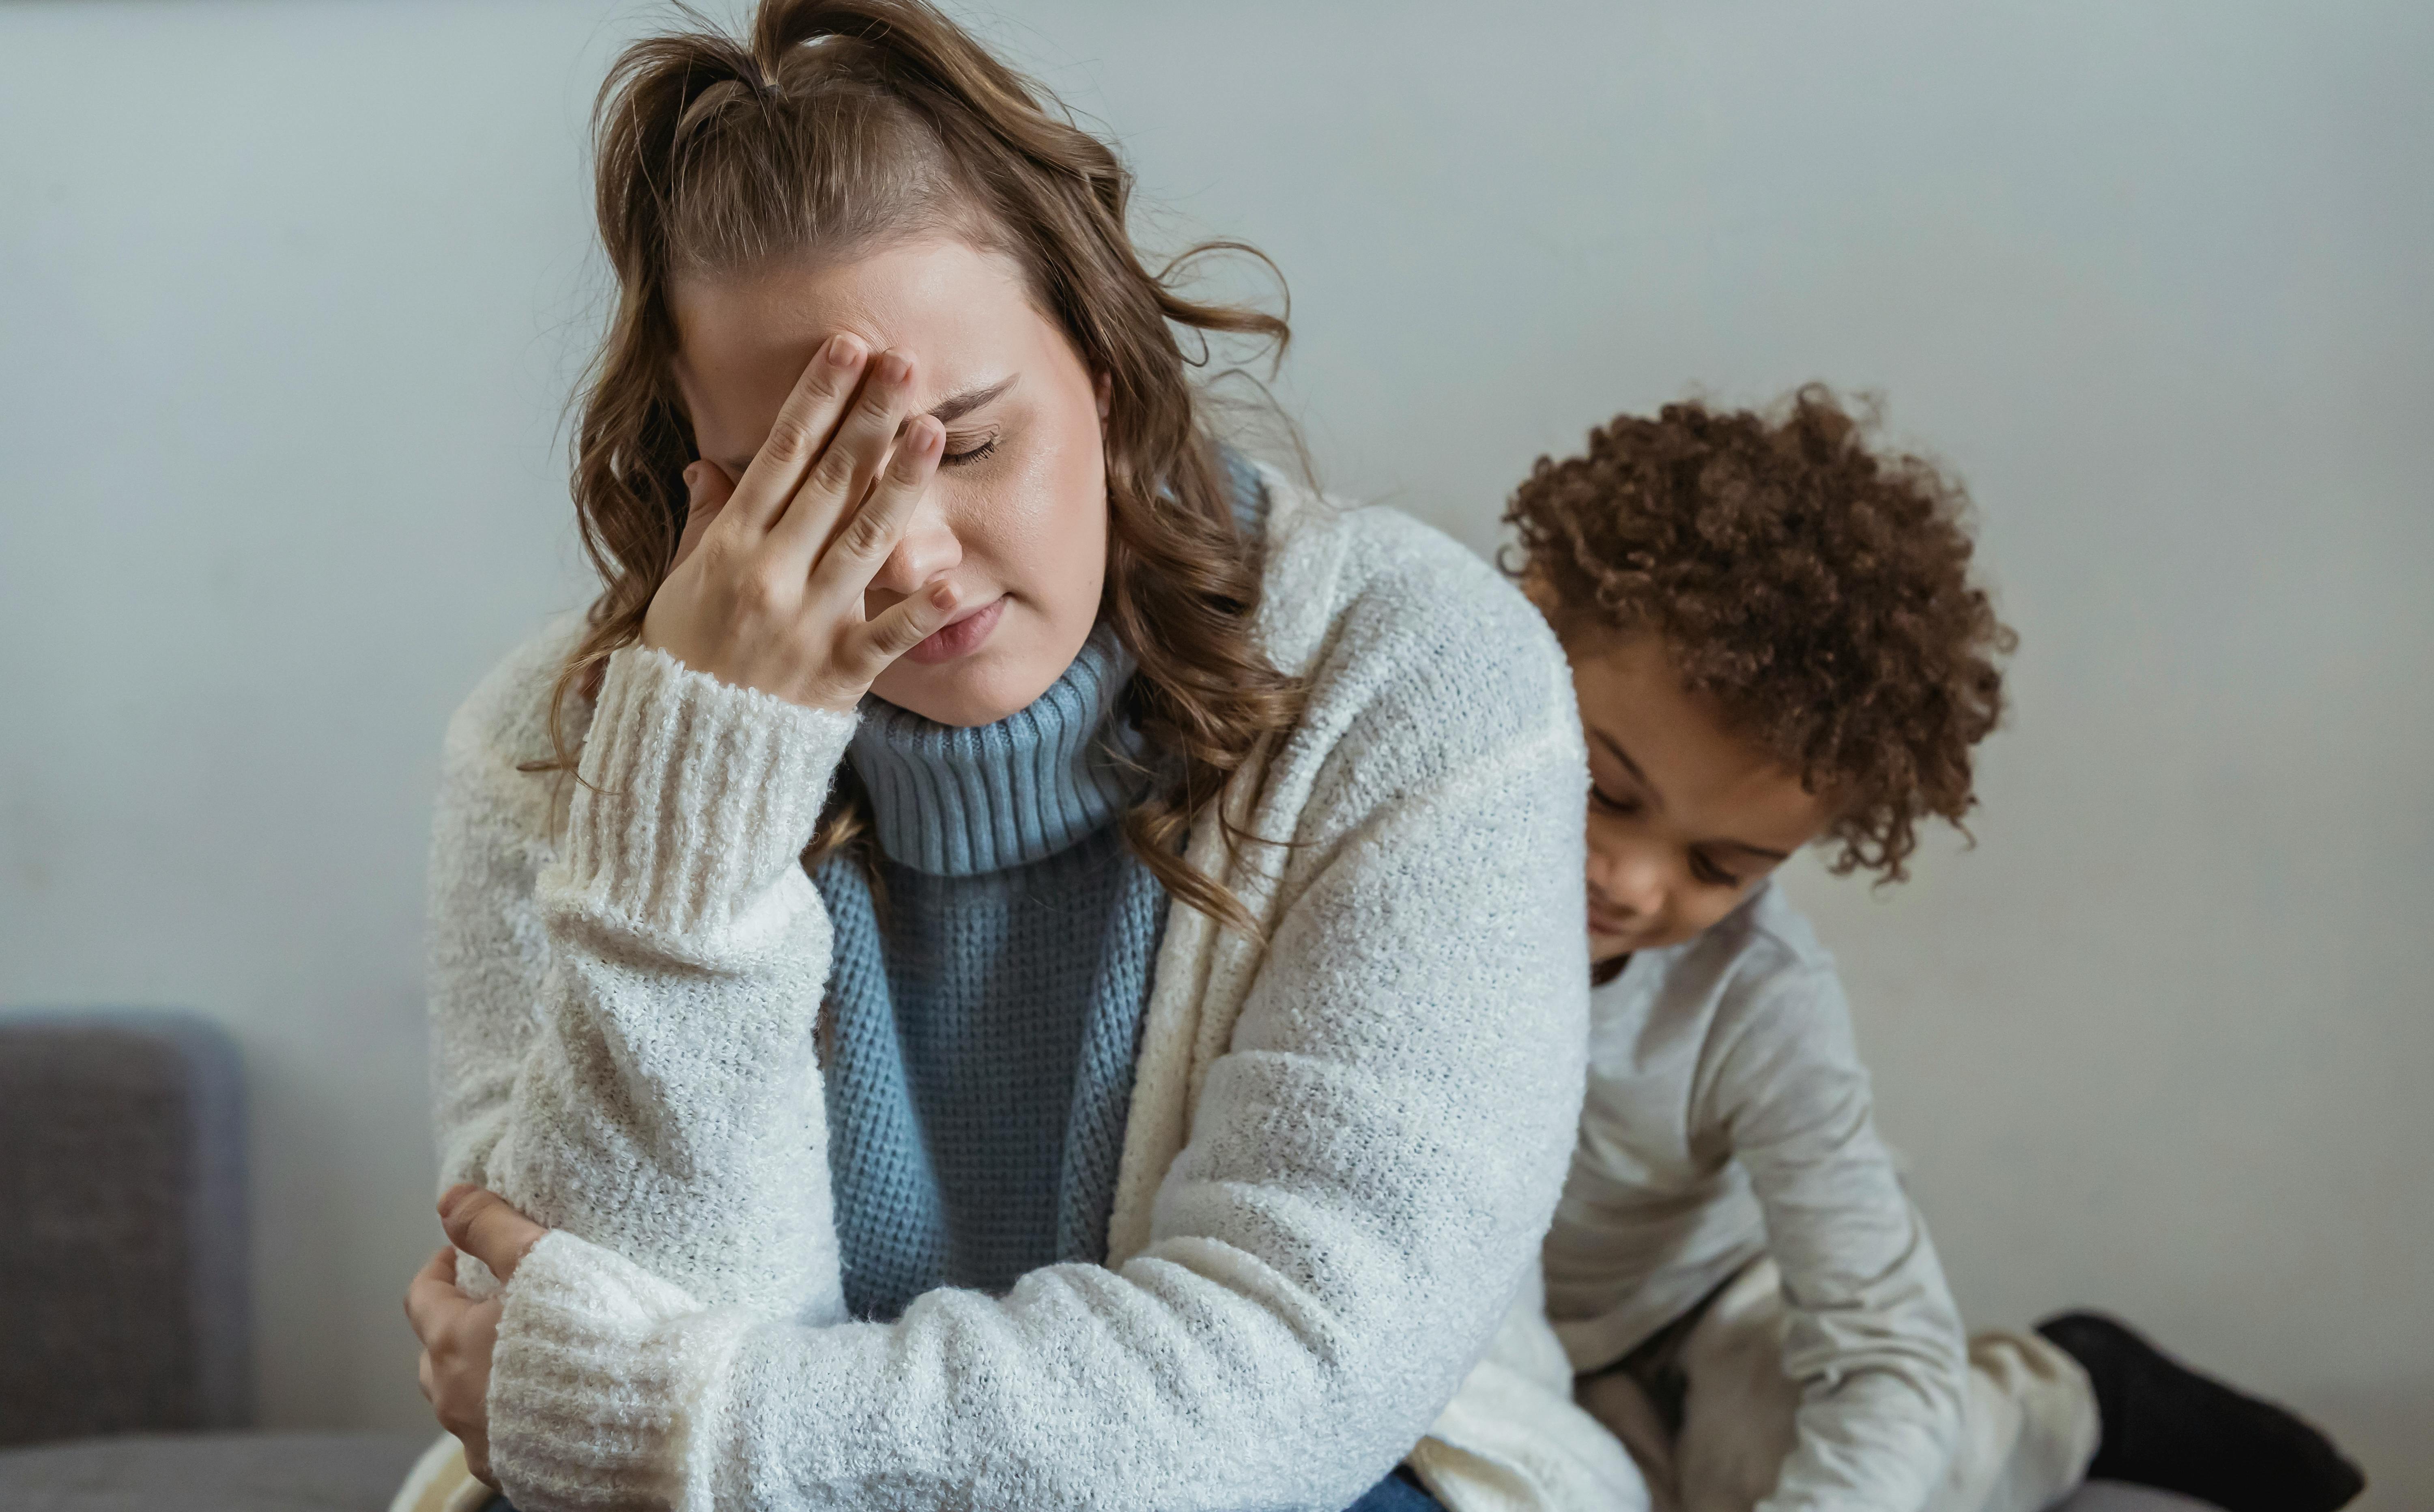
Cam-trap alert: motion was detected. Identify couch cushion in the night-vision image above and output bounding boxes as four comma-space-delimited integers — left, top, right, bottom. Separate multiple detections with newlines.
0, 1432, 431, 1512
0, 1439, 2226, 1511
0, 1011, 249, 1444
2057, 1483, 2223, 1511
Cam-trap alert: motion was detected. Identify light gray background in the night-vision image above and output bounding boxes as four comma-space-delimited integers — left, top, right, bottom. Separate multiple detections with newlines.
3, 0, 2427, 1501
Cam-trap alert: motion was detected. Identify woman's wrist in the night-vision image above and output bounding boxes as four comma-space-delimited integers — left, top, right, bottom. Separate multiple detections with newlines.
485, 1229, 733, 1512
553, 641, 856, 942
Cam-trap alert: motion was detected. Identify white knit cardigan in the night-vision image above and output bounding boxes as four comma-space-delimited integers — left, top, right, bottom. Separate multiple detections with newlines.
402, 471, 1643, 1512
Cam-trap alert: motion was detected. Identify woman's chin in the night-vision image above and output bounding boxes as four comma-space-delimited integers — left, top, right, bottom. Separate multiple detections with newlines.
872, 639, 1069, 728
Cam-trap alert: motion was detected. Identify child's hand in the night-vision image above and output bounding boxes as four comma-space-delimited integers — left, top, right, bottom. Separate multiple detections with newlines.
641, 333, 959, 713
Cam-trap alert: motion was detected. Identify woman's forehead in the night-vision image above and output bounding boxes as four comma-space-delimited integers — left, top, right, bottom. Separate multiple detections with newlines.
675, 241, 1035, 370
670, 241, 1049, 444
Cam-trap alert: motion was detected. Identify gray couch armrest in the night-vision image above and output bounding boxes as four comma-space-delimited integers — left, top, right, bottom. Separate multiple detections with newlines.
0, 1010, 250, 1445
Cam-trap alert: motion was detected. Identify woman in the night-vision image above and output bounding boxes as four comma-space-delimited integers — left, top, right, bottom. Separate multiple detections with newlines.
399, 2, 1631, 1507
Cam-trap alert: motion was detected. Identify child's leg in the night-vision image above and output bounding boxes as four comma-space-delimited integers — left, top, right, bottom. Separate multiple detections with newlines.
1576, 1367, 1683, 1512
1937, 1329, 2101, 1512
2035, 1312, 2365, 1512
1663, 1261, 2097, 1512
1669, 1261, 1802, 1512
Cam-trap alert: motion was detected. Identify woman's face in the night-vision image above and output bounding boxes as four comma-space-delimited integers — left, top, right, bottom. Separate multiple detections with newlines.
669, 237, 1110, 728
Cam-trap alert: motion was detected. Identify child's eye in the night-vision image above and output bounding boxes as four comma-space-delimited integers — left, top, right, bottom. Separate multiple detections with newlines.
1590, 786, 1641, 818
1689, 852, 1743, 889
940, 434, 999, 467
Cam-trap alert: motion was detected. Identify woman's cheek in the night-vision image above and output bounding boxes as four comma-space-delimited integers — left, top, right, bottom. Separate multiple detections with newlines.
996, 441, 1108, 626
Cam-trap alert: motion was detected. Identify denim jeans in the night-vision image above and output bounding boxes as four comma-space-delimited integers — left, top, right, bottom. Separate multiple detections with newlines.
481, 1466, 1442, 1511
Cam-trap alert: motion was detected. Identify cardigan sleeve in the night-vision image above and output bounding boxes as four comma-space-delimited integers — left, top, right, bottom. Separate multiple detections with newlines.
425, 637, 854, 1325
479, 572, 1596, 1512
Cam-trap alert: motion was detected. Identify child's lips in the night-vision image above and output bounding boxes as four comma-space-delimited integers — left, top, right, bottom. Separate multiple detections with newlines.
1587, 899, 1638, 939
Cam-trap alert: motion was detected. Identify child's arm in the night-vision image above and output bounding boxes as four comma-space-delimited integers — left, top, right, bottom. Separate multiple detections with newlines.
1707, 963, 1970, 1512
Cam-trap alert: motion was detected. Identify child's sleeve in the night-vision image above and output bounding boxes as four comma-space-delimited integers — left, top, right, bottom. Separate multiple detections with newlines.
1704, 964, 1970, 1512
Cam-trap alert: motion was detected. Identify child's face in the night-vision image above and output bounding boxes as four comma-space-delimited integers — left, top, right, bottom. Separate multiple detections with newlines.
1564, 633, 1833, 963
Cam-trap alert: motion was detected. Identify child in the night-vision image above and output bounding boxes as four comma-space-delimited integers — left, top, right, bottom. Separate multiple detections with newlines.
1504, 389, 2365, 1512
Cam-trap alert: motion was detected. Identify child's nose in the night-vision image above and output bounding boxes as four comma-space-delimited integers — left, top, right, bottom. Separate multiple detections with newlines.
1590, 843, 1669, 922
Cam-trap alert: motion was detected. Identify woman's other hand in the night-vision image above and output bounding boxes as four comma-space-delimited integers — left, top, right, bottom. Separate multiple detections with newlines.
642, 333, 958, 713
403, 1185, 550, 1490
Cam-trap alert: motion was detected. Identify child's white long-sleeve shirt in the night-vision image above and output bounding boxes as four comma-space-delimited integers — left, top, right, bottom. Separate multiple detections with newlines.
1542, 881, 1970, 1512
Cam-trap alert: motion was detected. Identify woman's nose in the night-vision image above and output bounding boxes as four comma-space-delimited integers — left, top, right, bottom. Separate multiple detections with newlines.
866, 496, 962, 596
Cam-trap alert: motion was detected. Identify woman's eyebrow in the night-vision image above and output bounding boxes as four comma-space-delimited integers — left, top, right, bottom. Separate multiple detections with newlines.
927, 374, 1016, 425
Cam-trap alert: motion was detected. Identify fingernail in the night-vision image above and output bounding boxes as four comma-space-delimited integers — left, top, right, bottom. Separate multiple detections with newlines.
681, 461, 702, 494
826, 333, 863, 368
909, 420, 941, 455
930, 581, 957, 610
879, 351, 912, 384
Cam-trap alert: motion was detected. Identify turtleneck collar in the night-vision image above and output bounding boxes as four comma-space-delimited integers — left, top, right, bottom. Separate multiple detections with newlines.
847, 622, 1150, 877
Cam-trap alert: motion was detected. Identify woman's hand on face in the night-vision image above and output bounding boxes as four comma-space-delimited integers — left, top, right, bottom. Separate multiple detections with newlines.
643, 334, 957, 713
403, 1186, 551, 1491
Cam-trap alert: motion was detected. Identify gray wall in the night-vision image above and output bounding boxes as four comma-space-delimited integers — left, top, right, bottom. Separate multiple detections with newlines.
4, 0, 2427, 1500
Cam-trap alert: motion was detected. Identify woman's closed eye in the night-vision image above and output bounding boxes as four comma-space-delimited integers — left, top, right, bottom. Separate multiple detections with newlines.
940, 430, 999, 467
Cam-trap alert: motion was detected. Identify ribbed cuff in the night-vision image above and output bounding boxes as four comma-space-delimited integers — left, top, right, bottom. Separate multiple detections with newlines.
558, 644, 856, 944
486, 1231, 752, 1512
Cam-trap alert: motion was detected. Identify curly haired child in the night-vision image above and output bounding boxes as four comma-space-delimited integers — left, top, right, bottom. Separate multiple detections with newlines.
1506, 387, 2363, 1512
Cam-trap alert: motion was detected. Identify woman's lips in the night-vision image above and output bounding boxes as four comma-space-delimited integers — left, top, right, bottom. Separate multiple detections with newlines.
903, 593, 1006, 665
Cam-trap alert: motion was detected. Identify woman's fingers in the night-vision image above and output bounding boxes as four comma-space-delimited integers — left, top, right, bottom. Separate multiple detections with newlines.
853, 578, 963, 677
636, 336, 944, 713
720, 333, 869, 535
436, 1185, 548, 1284
768, 348, 918, 572
403, 1245, 463, 1343
799, 414, 942, 595
669, 460, 737, 575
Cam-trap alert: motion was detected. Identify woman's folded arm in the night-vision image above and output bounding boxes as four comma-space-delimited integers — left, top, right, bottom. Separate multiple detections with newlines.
484, 675, 1593, 1512
427, 632, 852, 1321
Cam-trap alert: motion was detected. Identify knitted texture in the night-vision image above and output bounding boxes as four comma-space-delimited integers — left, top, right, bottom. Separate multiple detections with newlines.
428, 640, 855, 1322
425, 468, 1596, 1512
820, 625, 1165, 1318
845, 622, 1148, 877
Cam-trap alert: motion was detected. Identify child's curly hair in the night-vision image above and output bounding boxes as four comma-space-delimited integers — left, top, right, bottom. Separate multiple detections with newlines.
1504, 385, 2016, 883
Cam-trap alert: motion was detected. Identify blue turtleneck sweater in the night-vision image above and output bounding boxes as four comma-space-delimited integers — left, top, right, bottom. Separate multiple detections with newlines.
813, 623, 1167, 1320
475, 459, 1449, 1512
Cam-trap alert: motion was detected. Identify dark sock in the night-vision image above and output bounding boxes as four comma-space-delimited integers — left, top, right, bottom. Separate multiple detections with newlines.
2035, 1311, 2365, 1512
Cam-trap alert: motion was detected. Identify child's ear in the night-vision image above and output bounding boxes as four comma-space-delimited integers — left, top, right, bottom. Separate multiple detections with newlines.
1518, 568, 1561, 620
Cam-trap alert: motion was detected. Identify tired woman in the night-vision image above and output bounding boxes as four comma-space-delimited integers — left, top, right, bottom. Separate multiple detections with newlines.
399, 2, 1618, 1508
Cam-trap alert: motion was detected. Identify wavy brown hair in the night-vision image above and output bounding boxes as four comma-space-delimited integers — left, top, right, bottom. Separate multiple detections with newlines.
540, 0, 1303, 930
1505, 386, 2017, 883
